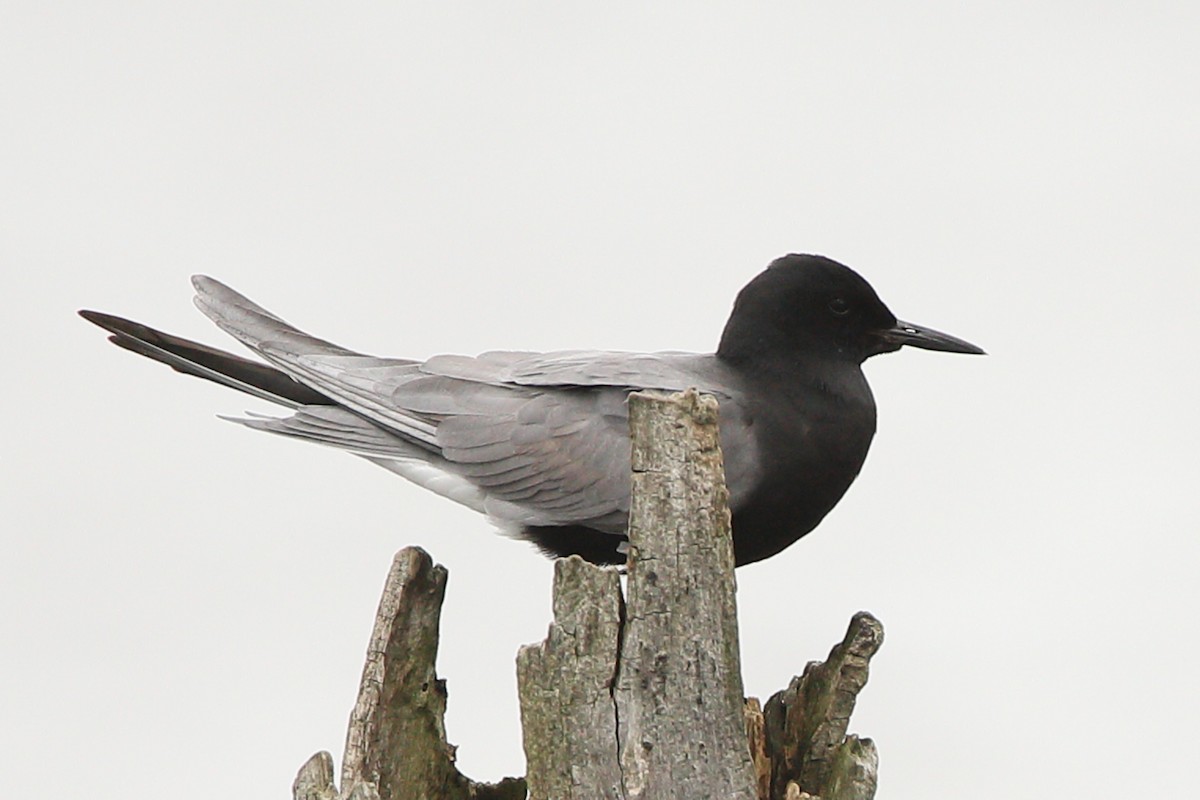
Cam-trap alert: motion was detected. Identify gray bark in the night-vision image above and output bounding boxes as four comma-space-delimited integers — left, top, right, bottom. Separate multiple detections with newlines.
341, 546, 461, 799
616, 390, 757, 799
516, 558, 624, 799
517, 390, 758, 800
292, 751, 338, 800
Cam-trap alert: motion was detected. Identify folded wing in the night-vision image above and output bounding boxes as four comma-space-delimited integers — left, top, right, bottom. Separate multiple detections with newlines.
190, 276, 745, 535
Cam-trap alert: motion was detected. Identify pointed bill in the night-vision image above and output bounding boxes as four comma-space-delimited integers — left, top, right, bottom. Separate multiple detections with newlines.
878, 320, 986, 355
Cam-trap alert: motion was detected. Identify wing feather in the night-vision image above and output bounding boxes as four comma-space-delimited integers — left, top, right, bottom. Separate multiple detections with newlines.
190, 275, 754, 536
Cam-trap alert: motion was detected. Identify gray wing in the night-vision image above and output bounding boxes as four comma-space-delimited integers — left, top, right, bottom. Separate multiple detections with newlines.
192, 276, 756, 533
422, 350, 715, 391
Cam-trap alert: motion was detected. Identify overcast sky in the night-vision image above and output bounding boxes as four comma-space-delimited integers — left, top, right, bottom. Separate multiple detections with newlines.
3, 4, 1198, 799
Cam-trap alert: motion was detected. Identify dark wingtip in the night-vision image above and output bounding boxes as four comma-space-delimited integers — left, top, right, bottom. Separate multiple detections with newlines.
78, 308, 114, 328
79, 310, 172, 362
79, 305, 332, 408
79, 309, 144, 338
80, 309, 183, 352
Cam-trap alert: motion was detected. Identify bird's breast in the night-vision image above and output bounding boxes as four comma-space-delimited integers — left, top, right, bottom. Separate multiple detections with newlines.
726, 376, 877, 566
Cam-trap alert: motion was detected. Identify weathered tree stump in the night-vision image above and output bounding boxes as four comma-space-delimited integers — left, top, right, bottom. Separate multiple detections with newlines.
293, 389, 883, 800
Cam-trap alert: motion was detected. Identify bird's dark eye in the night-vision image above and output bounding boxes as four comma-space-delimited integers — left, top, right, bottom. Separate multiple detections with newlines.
828, 297, 851, 316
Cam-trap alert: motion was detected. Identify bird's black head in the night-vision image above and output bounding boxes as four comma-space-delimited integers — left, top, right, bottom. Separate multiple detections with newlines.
717, 254, 984, 368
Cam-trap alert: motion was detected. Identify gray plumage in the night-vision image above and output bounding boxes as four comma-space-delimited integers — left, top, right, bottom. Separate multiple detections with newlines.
192, 275, 759, 537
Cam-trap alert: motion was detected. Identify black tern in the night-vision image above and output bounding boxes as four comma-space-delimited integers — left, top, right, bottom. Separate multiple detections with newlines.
80, 254, 983, 566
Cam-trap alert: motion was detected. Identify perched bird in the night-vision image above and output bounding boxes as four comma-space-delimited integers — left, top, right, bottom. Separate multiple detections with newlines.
80, 254, 983, 566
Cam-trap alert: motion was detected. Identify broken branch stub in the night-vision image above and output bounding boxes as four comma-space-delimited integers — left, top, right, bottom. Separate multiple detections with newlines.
342, 547, 463, 798
294, 547, 525, 800
762, 612, 884, 799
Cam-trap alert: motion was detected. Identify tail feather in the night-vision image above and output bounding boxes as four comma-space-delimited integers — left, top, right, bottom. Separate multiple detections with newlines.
78, 310, 332, 408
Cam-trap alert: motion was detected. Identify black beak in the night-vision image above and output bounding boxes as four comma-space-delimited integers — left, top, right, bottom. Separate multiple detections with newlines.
876, 320, 986, 355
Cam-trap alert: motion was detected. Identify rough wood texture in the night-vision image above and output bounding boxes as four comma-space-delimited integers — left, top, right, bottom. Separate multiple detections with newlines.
516, 557, 624, 799
293, 751, 338, 800
617, 389, 757, 799
744, 698, 772, 800
763, 612, 884, 799
517, 389, 758, 800
294, 547, 526, 800
822, 735, 878, 800
342, 546, 465, 799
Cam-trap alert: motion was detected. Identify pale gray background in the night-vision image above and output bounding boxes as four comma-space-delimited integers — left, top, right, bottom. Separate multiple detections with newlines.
3, 4, 1198, 798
